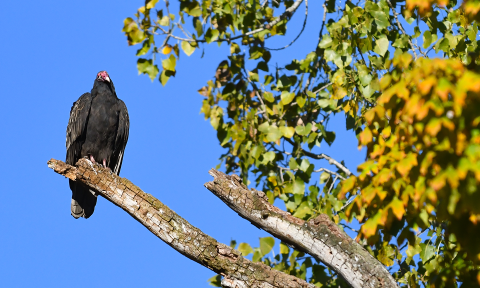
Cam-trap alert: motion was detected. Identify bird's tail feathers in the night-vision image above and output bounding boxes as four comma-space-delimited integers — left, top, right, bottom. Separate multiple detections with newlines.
70, 180, 97, 219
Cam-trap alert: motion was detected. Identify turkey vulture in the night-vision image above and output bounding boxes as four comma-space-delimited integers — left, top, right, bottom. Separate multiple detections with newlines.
66, 71, 129, 219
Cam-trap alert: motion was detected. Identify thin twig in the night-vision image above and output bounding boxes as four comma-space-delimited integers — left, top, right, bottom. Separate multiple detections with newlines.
243, 67, 270, 121
277, 166, 345, 180
284, 138, 353, 176
305, 4, 328, 94
315, 168, 345, 180
327, 175, 339, 194
339, 195, 356, 211
316, 4, 328, 49
339, 223, 358, 232
153, 0, 304, 44
255, 91, 270, 121
313, 82, 333, 94
267, 0, 308, 51
385, 0, 418, 60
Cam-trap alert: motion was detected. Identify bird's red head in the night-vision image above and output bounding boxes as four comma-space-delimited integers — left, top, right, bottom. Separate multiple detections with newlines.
97, 71, 110, 83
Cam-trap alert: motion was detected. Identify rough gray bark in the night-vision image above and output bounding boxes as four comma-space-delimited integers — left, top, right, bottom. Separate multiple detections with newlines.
48, 158, 315, 288
204, 170, 399, 288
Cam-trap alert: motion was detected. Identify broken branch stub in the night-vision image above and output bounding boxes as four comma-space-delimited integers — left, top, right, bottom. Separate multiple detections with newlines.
47, 158, 315, 288
204, 169, 399, 288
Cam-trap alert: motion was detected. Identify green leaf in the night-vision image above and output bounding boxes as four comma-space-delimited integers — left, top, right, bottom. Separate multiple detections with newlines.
299, 158, 311, 172
136, 39, 151, 56
377, 243, 395, 267
205, 28, 219, 43
181, 1, 202, 17
423, 31, 433, 48
194, 18, 203, 36
320, 172, 330, 184
137, 58, 159, 81
280, 126, 295, 138
252, 250, 262, 262
435, 38, 450, 53
230, 43, 240, 54
258, 122, 269, 133
237, 243, 254, 256
162, 54, 176, 71
181, 41, 195, 56
263, 151, 275, 163
259, 237, 275, 256
372, 11, 389, 30
281, 91, 295, 105
293, 201, 313, 219
159, 16, 170, 26
374, 37, 389, 56
289, 158, 299, 170
318, 35, 333, 49
266, 126, 282, 142
146, 0, 159, 9
420, 243, 435, 264
250, 47, 264, 59
159, 69, 174, 86
280, 242, 290, 254
297, 95, 306, 108
293, 178, 305, 194
317, 99, 331, 108
208, 275, 222, 287
263, 92, 274, 103
123, 17, 145, 45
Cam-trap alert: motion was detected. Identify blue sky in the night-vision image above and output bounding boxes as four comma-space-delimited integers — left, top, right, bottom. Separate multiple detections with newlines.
0, 1, 366, 287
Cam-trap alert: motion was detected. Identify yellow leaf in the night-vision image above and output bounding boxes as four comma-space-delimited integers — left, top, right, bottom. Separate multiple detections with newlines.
425, 118, 442, 136
361, 212, 382, 238
430, 174, 446, 191
389, 197, 405, 220
360, 127, 373, 145
146, 0, 159, 9
162, 45, 172, 54
364, 109, 376, 124
417, 76, 436, 95
181, 41, 196, 56
279, 126, 295, 138
361, 186, 377, 205
396, 154, 417, 177
339, 176, 356, 199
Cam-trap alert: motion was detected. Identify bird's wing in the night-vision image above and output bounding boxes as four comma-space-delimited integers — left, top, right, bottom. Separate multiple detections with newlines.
66, 92, 92, 165
112, 99, 129, 175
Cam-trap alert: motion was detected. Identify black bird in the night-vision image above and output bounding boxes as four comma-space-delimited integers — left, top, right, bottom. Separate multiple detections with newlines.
66, 71, 129, 219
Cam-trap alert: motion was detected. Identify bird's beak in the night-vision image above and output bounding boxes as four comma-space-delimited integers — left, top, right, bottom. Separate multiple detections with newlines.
105, 76, 110, 82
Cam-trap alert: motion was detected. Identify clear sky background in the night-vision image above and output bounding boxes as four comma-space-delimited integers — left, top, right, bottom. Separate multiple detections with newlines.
0, 1, 366, 287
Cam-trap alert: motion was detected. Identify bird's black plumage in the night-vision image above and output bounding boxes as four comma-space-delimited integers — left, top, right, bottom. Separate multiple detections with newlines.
66, 71, 129, 218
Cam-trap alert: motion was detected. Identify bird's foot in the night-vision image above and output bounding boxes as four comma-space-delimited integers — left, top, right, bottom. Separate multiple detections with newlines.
102, 159, 113, 174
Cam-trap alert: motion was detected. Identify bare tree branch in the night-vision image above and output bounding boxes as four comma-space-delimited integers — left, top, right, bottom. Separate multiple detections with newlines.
205, 169, 399, 288
154, 0, 305, 44
266, 0, 308, 51
313, 82, 333, 95
385, 0, 419, 60
284, 138, 353, 176
278, 166, 345, 180
48, 158, 315, 288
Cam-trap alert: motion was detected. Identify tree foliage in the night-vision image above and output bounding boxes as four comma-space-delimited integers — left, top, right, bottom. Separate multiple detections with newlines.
124, 0, 480, 286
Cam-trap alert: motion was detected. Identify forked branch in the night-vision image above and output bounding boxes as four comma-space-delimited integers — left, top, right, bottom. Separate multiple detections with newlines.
48, 158, 314, 288
48, 158, 397, 288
